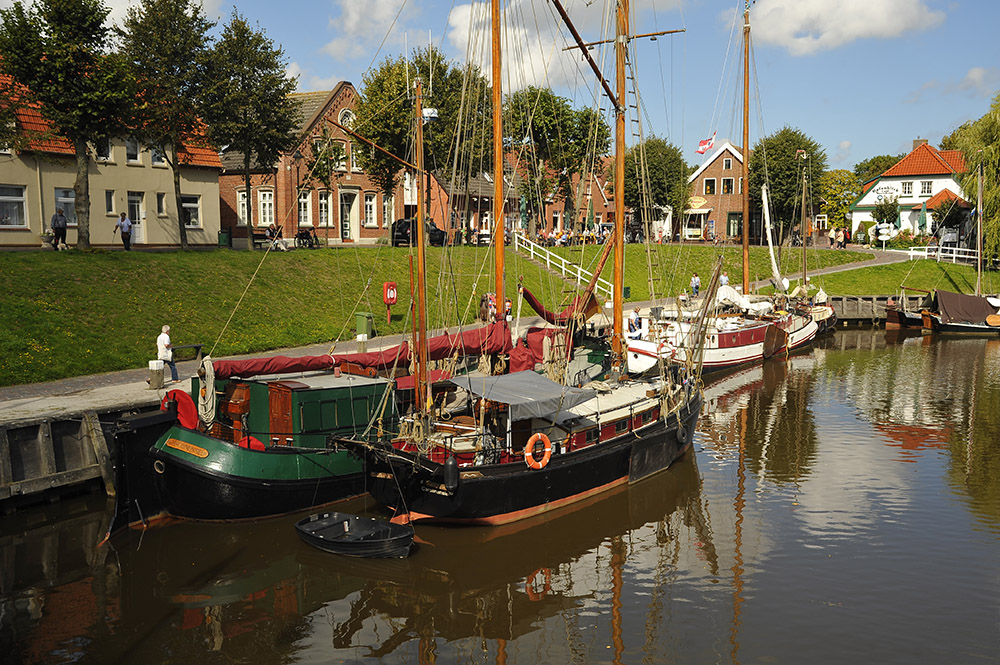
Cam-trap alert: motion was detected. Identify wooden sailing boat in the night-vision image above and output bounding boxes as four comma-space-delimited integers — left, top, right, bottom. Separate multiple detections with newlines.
625, 4, 817, 376
338, 0, 702, 525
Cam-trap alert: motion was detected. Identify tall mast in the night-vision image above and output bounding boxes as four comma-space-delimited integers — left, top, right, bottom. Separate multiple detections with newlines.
977, 160, 983, 296
611, 0, 629, 367
414, 79, 430, 411
492, 0, 505, 318
741, 3, 750, 294
801, 156, 808, 289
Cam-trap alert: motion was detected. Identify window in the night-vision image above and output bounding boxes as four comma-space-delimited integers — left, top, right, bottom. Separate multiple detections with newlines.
151, 147, 165, 165
95, 138, 111, 161
722, 178, 734, 195
55, 188, 77, 225
181, 195, 200, 227
351, 142, 362, 172
902, 181, 913, 195
0, 185, 27, 227
704, 178, 716, 195
595, 212, 602, 226
258, 190, 274, 227
156, 192, 166, 216
318, 190, 330, 227
382, 195, 393, 228
739, 177, 743, 194
364, 193, 376, 227
334, 141, 347, 171
126, 138, 140, 163
298, 190, 312, 226
553, 210, 561, 231
921, 181, 932, 195
237, 191, 248, 226
723, 158, 732, 170
105, 190, 115, 215
339, 109, 355, 127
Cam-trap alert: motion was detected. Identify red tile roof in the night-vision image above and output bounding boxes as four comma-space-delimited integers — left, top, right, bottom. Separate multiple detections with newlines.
883, 142, 966, 178
1, 72, 220, 168
910, 188, 970, 210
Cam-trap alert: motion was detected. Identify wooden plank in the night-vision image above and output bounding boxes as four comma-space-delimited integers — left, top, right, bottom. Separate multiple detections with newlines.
38, 421, 57, 476
83, 412, 116, 498
6, 466, 102, 498
0, 428, 12, 487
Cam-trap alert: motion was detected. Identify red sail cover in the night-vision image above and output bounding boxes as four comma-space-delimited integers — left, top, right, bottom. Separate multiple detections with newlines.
210, 321, 513, 379
520, 286, 599, 326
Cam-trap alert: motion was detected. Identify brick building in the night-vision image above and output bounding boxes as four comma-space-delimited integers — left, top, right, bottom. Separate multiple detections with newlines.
685, 141, 746, 241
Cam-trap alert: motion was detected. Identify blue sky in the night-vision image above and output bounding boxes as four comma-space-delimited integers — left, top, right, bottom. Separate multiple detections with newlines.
8, 0, 997, 170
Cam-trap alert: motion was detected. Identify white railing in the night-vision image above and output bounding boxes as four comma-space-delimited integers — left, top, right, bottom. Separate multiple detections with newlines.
512, 233, 613, 300
893, 245, 980, 264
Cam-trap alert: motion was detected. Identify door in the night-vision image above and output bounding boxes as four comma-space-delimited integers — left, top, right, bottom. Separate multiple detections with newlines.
128, 191, 144, 243
339, 191, 357, 240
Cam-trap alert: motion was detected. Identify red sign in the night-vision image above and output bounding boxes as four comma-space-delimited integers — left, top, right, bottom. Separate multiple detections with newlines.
383, 281, 397, 305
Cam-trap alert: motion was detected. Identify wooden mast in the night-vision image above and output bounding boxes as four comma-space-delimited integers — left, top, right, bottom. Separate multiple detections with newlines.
741, 3, 750, 295
492, 0, 505, 319
611, 0, 629, 368
801, 155, 808, 289
414, 79, 430, 412
977, 160, 983, 296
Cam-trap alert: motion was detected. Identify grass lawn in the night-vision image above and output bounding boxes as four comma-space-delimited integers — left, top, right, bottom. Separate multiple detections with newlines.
0, 243, 988, 386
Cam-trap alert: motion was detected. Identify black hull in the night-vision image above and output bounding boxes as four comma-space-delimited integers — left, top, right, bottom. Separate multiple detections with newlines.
150, 450, 366, 521
361, 389, 702, 524
295, 512, 414, 558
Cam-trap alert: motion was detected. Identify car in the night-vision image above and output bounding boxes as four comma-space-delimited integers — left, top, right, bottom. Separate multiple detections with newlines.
391, 219, 447, 247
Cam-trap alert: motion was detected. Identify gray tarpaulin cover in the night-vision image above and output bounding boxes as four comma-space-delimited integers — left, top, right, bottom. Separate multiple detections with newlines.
449, 372, 596, 421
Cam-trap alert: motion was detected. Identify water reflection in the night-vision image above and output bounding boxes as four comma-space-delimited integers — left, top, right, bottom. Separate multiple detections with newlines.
3, 329, 1000, 664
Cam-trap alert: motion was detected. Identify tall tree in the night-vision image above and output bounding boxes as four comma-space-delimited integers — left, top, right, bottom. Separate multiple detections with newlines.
747, 125, 827, 241
506, 86, 611, 229
818, 169, 861, 228
0, 0, 134, 248
853, 153, 905, 184
119, 0, 214, 249
201, 11, 299, 250
620, 136, 689, 235
944, 91, 1000, 257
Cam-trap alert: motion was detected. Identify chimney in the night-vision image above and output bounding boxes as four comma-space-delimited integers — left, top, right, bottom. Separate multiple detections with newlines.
913, 138, 928, 150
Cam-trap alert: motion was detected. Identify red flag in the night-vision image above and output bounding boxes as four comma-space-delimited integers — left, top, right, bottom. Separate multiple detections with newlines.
696, 132, 716, 154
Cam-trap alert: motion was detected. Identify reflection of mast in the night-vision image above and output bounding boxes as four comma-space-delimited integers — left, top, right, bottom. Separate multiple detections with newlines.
730, 406, 747, 664
610, 535, 626, 665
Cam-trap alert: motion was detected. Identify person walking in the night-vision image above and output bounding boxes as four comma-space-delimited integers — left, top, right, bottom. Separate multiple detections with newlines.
690, 273, 701, 297
113, 212, 133, 251
828, 226, 836, 248
156, 325, 179, 383
50, 207, 68, 249
835, 227, 844, 249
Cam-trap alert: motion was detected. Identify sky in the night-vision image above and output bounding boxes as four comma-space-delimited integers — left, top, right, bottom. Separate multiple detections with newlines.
5, 0, 997, 170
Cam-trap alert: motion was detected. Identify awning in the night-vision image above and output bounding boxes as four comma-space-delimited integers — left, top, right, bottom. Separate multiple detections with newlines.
448, 372, 595, 421
684, 208, 712, 215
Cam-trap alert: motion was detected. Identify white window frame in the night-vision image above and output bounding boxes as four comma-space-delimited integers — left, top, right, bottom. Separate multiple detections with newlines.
0, 185, 28, 228
298, 190, 312, 226
382, 195, 393, 228
181, 194, 200, 227
55, 187, 77, 226
364, 192, 377, 228
258, 189, 274, 227
921, 180, 933, 195
126, 137, 141, 163
902, 181, 913, 195
722, 177, 734, 195
156, 192, 166, 216
105, 190, 115, 215
351, 141, 363, 172
704, 178, 716, 196
318, 190, 330, 227
334, 140, 347, 171
151, 146, 166, 166
723, 158, 732, 170
237, 190, 248, 226
552, 210, 561, 232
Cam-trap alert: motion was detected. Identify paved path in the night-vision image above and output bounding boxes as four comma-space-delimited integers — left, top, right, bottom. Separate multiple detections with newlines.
0, 248, 911, 425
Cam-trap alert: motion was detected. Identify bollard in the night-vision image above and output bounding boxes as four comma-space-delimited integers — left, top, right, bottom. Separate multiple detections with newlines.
148, 360, 164, 389
356, 333, 368, 354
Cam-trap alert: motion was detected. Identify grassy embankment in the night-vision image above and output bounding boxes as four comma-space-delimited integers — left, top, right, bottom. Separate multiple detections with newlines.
1, 244, 990, 386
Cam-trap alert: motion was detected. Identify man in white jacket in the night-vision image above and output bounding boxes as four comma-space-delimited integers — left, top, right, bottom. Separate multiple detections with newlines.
157, 325, 179, 383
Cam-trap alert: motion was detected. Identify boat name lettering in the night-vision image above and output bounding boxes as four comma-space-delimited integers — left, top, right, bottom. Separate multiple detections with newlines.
164, 438, 209, 458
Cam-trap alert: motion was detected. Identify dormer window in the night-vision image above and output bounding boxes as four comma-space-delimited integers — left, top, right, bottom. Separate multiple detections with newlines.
723, 158, 732, 170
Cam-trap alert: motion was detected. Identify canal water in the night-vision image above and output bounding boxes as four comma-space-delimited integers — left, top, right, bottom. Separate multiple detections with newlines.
1, 328, 998, 664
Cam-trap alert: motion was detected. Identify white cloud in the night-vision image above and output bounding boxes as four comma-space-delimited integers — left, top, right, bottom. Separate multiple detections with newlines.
905, 67, 1000, 104
0, 0, 224, 26
834, 140, 851, 163
746, 0, 945, 56
322, 0, 414, 63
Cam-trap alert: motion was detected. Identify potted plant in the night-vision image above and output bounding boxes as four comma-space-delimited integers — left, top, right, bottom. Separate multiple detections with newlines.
39, 230, 54, 249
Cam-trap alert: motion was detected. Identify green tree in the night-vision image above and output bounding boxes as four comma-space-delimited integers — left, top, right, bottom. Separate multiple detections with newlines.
0, 0, 134, 248
119, 0, 214, 249
747, 125, 827, 241
818, 169, 861, 227
201, 11, 299, 250
853, 153, 905, 184
943, 91, 1000, 257
506, 86, 611, 229
621, 136, 689, 235
871, 195, 900, 228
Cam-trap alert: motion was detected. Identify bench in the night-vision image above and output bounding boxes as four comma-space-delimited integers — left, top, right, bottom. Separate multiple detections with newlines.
251, 232, 268, 249
172, 343, 205, 361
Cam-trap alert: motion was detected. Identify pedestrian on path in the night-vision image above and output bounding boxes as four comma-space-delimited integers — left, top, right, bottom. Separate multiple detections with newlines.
50, 207, 68, 249
690, 273, 701, 297
114, 212, 133, 251
157, 325, 179, 383
828, 226, 836, 248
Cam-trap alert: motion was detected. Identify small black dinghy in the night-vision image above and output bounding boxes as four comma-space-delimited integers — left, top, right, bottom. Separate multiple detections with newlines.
295, 512, 415, 559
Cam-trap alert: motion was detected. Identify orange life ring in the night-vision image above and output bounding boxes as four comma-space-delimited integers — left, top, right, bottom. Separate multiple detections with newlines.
526, 567, 552, 601
524, 432, 552, 469
657, 341, 676, 359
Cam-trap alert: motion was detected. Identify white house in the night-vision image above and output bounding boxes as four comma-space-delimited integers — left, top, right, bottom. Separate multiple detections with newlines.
849, 139, 967, 237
